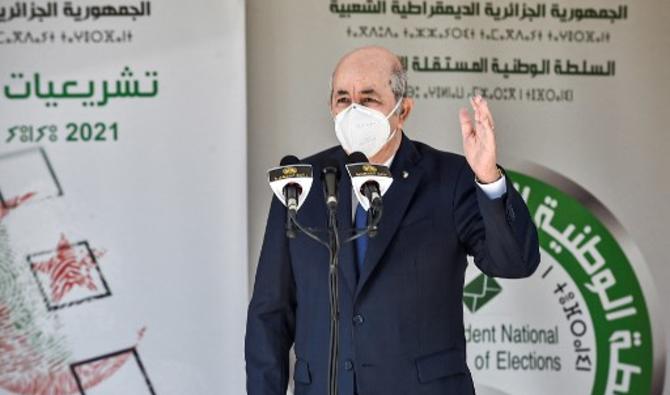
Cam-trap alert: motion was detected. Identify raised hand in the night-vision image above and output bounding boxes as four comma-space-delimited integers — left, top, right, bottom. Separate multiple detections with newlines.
458, 95, 500, 183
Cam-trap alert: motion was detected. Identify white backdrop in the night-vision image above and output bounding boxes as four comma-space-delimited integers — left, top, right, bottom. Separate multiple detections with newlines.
246, 1, 669, 394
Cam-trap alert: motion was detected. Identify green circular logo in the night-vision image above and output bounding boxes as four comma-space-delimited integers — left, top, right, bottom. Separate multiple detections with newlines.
463, 163, 665, 395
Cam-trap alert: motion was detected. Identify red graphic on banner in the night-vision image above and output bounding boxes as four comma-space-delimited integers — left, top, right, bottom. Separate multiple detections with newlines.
31, 234, 105, 303
1, 229, 136, 395
1, 297, 147, 395
0, 148, 155, 394
73, 328, 148, 390
0, 339, 134, 395
1, 302, 145, 395
0, 192, 36, 221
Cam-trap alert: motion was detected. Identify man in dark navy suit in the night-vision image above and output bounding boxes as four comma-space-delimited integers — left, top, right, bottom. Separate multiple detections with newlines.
245, 46, 540, 395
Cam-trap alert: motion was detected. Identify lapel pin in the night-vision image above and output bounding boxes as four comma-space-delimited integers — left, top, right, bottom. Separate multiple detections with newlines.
402, 170, 409, 179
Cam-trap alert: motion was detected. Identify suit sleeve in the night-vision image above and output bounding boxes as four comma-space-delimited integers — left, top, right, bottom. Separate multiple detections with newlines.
245, 196, 296, 394
453, 160, 540, 278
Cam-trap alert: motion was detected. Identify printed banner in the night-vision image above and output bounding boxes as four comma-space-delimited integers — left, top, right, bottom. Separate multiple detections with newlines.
0, 1, 247, 394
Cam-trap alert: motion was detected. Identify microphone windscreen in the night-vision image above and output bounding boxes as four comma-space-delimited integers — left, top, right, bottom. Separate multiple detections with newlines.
321, 158, 340, 180
347, 151, 368, 164
280, 155, 300, 166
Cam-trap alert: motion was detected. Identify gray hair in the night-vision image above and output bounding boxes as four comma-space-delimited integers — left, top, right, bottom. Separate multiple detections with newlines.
389, 61, 407, 115
329, 57, 407, 115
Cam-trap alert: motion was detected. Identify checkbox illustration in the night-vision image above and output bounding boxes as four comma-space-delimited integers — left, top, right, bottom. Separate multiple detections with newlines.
70, 347, 157, 395
27, 234, 110, 311
0, 147, 63, 208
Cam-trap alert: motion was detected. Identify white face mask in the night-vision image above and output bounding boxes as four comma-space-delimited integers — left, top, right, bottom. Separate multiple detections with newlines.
334, 98, 403, 159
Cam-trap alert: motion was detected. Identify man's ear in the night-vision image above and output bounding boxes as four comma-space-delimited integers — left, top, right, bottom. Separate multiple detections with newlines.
399, 97, 414, 123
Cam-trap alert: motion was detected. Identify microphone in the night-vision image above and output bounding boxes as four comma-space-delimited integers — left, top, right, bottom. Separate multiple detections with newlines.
280, 155, 301, 213
345, 152, 393, 212
321, 158, 341, 213
268, 155, 314, 237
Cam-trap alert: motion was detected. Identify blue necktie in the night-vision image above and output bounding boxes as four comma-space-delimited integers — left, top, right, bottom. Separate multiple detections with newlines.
354, 203, 369, 273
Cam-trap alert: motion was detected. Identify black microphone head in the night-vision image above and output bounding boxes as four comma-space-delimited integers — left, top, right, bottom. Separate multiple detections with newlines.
280, 155, 300, 166
321, 157, 340, 210
347, 151, 369, 164
321, 157, 341, 179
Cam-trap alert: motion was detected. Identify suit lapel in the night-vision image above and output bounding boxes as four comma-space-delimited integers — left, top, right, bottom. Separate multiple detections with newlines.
355, 134, 423, 299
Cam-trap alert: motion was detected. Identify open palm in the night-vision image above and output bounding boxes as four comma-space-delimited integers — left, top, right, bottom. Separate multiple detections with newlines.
459, 95, 499, 183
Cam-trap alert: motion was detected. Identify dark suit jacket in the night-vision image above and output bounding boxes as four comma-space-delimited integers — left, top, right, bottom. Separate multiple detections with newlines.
245, 133, 540, 395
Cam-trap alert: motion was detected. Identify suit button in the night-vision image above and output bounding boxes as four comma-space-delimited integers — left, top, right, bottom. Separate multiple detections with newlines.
353, 314, 364, 325
344, 360, 353, 371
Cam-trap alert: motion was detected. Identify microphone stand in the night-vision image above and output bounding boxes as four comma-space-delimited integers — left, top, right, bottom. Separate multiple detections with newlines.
326, 207, 340, 395
287, 207, 376, 395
